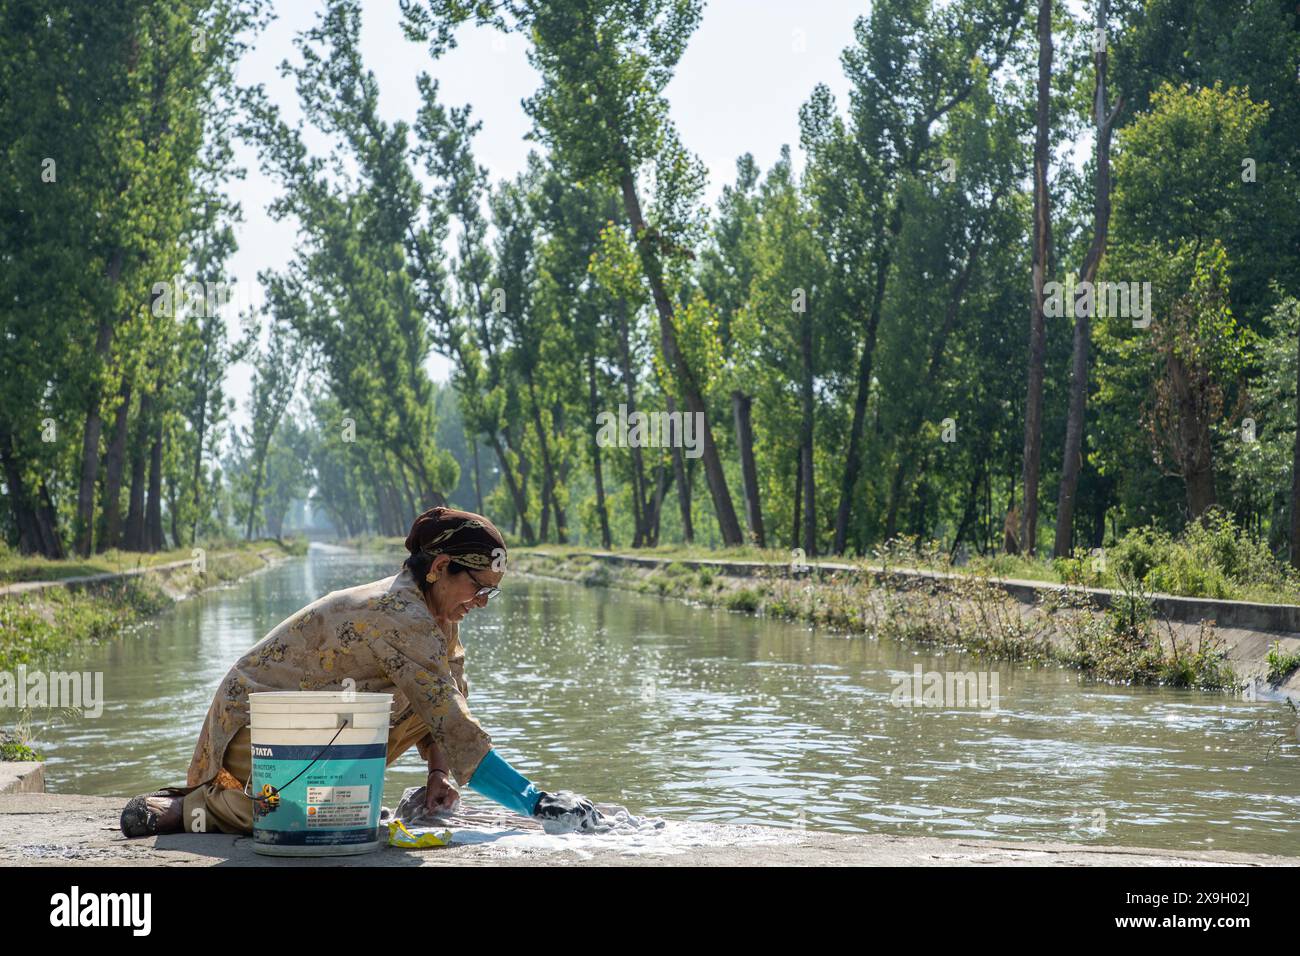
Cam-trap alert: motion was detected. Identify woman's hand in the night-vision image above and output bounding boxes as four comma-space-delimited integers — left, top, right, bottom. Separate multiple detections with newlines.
425, 769, 459, 814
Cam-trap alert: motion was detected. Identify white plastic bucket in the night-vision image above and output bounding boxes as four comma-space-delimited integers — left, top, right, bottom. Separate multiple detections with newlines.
248, 691, 392, 857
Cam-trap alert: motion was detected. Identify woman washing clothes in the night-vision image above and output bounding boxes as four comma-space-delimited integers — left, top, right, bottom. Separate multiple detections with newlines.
119, 506, 599, 838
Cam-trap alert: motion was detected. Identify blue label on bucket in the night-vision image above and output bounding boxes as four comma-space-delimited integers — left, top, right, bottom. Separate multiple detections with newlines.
252, 742, 385, 846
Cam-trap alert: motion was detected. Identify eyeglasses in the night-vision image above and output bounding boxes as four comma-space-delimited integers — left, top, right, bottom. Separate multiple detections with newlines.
464, 568, 502, 602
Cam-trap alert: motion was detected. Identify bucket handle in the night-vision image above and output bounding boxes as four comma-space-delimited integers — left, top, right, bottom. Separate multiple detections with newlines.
243, 716, 352, 809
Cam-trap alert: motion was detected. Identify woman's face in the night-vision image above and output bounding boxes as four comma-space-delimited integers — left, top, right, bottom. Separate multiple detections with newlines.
428, 553, 505, 623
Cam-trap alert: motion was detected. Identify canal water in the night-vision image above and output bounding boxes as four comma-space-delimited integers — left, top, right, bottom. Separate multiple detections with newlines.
24, 543, 1300, 854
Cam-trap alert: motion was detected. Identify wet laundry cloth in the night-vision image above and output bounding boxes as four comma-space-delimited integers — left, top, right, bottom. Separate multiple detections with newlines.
534, 792, 666, 835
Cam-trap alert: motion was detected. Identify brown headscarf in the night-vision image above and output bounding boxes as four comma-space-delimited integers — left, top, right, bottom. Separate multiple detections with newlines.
404, 506, 507, 573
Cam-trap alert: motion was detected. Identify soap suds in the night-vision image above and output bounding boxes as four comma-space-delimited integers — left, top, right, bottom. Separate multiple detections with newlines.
380, 786, 783, 858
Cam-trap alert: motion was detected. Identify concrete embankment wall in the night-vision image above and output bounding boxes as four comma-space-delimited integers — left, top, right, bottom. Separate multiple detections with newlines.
0, 762, 44, 795
0, 546, 288, 602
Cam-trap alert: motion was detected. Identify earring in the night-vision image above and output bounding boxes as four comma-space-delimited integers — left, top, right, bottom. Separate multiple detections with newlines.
426, 570, 438, 583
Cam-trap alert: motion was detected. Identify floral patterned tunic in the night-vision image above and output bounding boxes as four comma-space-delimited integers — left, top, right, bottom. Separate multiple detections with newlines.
185, 565, 492, 789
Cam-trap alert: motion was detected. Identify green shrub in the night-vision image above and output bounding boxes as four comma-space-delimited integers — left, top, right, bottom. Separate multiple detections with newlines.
0, 729, 42, 762
577, 564, 612, 588
0, 740, 41, 761
1052, 547, 1106, 587
1107, 509, 1298, 601
725, 588, 761, 612
1266, 641, 1300, 682
1062, 575, 1235, 688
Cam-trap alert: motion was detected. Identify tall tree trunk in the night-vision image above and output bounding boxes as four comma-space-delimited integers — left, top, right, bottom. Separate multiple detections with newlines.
244, 467, 263, 540
616, 300, 649, 546
647, 458, 670, 546
387, 481, 406, 535
950, 461, 984, 561
385, 459, 408, 535
145, 415, 164, 552
123, 387, 152, 552
1053, 0, 1122, 558
489, 431, 534, 544
36, 478, 62, 557
1293, 319, 1300, 566
190, 331, 212, 545
791, 453, 803, 550
984, 460, 994, 554
357, 458, 386, 540
832, 227, 894, 555
537, 454, 551, 542
381, 458, 404, 535
1168, 354, 1218, 521
0, 425, 65, 557
618, 168, 743, 545
668, 394, 694, 543
1185, 466, 1217, 521
588, 353, 612, 550
525, 382, 566, 543
398, 462, 417, 521
98, 380, 133, 552
731, 390, 765, 547
75, 313, 118, 556
553, 400, 570, 541
0, 430, 40, 556
909, 460, 932, 538
1019, 0, 1054, 557
168, 478, 180, 550
799, 309, 817, 557
470, 437, 484, 514
74, 244, 128, 556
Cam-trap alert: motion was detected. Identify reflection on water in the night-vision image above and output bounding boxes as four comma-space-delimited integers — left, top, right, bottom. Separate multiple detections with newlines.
23, 544, 1300, 854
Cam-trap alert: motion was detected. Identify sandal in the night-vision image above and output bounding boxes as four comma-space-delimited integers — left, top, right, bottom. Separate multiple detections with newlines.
119, 787, 189, 838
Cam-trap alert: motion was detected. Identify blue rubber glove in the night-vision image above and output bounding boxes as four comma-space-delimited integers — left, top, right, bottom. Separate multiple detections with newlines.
466, 748, 543, 817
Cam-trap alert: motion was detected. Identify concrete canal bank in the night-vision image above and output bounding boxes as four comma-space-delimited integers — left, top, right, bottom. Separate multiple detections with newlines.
0, 791, 1293, 866
0, 541, 302, 602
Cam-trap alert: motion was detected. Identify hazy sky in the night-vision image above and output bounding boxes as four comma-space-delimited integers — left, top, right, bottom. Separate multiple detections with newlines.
219, 0, 862, 444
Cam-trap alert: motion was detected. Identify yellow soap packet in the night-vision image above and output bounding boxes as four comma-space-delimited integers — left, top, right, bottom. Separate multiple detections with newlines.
387, 819, 453, 849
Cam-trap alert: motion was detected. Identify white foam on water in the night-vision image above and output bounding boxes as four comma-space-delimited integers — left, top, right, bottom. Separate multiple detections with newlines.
383, 791, 785, 859
449, 816, 785, 858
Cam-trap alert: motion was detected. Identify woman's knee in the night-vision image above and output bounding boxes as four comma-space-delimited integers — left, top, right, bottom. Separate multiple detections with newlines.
222, 725, 253, 783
